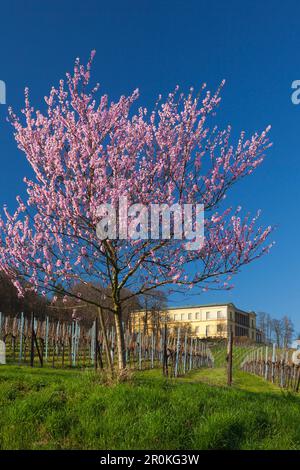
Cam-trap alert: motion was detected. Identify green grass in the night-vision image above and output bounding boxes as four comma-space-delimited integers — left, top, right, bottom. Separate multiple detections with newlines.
211, 342, 262, 368
0, 365, 300, 450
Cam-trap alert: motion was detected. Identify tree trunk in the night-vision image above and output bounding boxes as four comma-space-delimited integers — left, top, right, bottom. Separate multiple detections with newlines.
114, 305, 126, 370
97, 307, 114, 375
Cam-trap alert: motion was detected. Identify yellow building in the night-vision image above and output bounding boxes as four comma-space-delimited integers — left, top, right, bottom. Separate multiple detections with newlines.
132, 303, 263, 343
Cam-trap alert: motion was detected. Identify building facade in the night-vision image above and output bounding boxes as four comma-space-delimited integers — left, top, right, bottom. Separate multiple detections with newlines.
132, 303, 263, 342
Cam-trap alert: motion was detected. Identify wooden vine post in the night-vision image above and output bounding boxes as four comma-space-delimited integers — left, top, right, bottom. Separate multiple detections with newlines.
174, 327, 181, 377
94, 315, 98, 371
163, 322, 168, 377
19, 312, 24, 364
227, 330, 233, 386
30, 313, 34, 367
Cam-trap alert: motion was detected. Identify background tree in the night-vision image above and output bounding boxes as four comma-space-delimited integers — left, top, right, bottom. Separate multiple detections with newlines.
257, 311, 275, 344
272, 318, 283, 348
282, 315, 294, 349
51, 283, 140, 327
257, 311, 295, 347
0, 52, 273, 370
217, 323, 227, 338
257, 311, 268, 340
0, 271, 48, 318
137, 290, 167, 335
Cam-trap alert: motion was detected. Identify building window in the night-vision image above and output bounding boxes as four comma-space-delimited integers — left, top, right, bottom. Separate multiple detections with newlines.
206, 325, 210, 337
206, 311, 211, 320
181, 313, 185, 321
217, 310, 225, 319
195, 326, 200, 335
235, 312, 249, 327
235, 326, 249, 337
188, 313, 192, 320
195, 312, 200, 320
174, 314, 179, 321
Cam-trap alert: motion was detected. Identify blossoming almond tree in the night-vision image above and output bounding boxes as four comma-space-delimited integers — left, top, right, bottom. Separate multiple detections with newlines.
0, 52, 273, 370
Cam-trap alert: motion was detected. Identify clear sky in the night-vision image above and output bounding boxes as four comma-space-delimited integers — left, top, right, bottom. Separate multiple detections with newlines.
0, 0, 299, 331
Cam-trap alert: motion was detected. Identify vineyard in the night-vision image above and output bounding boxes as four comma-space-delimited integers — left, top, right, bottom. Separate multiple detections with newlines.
241, 345, 300, 392
210, 340, 261, 368
0, 312, 213, 377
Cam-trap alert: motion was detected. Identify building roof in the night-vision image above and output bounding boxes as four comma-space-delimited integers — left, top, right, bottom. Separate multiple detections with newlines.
164, 302, 235, 310
134, 302, 256, 316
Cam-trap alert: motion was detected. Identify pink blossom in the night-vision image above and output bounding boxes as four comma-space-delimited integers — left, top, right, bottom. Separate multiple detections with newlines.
0, 51, 273, 310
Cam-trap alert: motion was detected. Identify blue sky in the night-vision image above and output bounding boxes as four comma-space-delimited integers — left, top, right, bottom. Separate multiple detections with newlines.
0, 0, 299, 330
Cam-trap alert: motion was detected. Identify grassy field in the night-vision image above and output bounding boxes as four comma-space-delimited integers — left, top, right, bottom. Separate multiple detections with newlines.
0, 365, 300, 450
